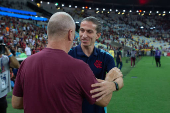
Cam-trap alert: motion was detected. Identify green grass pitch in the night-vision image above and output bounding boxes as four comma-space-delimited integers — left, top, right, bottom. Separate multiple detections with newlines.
6, 56, 170, 113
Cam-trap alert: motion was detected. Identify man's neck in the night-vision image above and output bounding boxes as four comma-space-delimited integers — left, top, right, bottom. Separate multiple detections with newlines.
81, 44, 94, 57
46, 41, 69, 53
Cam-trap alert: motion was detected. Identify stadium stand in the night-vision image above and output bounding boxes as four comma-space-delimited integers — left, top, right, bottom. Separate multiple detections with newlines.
0, 0, 170, 58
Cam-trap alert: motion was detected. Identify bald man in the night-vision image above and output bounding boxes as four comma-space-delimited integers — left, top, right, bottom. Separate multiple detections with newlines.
12, 12, 113, 113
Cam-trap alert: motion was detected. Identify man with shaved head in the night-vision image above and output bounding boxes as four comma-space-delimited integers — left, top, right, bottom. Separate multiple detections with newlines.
12, 12, 113, 113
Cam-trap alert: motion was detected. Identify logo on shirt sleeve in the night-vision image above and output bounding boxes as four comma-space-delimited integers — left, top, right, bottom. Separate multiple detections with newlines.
94, 60, 102, 68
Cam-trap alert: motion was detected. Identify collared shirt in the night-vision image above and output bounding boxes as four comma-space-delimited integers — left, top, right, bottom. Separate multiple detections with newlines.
68, 45, 115, 113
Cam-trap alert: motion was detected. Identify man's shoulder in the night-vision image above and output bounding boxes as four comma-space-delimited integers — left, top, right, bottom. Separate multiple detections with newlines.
98, 49, 113, 57
69, 56, 88, 68
69, 46, 77, 53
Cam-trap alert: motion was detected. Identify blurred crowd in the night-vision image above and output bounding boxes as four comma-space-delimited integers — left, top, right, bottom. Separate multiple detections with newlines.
1, 0, 170, 58
0, 16, 48, 57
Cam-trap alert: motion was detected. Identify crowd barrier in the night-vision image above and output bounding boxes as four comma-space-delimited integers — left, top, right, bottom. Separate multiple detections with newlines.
16, 57, 26, 61
167, 53, 170, 56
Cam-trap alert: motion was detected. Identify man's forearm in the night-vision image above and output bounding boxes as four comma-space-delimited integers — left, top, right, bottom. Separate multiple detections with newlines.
114, 77, 124, 90
99, 93, 112, 107
9, 55, 20, 68
7, 51, 20, 68
12, 95, 23, 109
105, 68, 123, 82
105, 68, 124, 91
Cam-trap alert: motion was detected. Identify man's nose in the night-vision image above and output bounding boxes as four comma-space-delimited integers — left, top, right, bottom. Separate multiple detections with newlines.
82, 32, 87, 37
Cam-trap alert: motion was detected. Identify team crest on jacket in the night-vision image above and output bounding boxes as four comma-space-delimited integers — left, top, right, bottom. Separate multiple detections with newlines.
94, 60, 102, 68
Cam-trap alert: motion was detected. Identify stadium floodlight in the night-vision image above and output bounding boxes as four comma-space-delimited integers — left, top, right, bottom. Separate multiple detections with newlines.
89, 7, 91, 9
129, 10, 132, 12
69, 5, 71, 7
150, 11, 152, 13
40, 1, 42, 3
75, 6, 77, 8
123, 10, 125, 12
136, 10, 139, 12
103, 8, 105, 11
150, 27, 153, 30
47, 2, 50, 4
96, 8, 99, 10
156, 11, 159, 13
82, 7, 84, 9
75, 22, 79, 23
163, 11, 166, 13
143, 11, 145, 13
110, 9, 112, 11
169, 11, 170, 13
116, 9, 118, 12
62, 4, 64, 7
153, 27, 155, 28
140, 26, 144, 29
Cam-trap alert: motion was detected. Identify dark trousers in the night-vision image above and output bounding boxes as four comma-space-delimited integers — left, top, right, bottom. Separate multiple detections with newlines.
131, 57, 135, 66
155, 57, 161, 67
0, 96, 7, 113
116, 60, 123, 70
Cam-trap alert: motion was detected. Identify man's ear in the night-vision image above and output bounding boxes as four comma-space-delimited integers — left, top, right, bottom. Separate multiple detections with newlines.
96, 33, 101, 40
68, 29, 73, 41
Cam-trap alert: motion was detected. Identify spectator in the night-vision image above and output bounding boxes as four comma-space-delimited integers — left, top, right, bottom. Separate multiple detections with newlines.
116, 47, 123, 70
25, 43, 31, 56
0, 44, 20, 113
131, 48, 136, 67
19, 49, 27, 58
155, 47, 161, 67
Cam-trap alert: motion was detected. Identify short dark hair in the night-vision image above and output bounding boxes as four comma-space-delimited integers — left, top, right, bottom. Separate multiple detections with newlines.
81, 16, 102, 33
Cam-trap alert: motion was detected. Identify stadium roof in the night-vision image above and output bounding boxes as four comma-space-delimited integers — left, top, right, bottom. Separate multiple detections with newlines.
44, 0, 169, 6
36, 0, 170, 10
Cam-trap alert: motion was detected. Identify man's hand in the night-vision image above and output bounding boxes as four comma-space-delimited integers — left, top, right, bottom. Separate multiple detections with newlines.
90, 79, 116, 102
105, 67, 123, 82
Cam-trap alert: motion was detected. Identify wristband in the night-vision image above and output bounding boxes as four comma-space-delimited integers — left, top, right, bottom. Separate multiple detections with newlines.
8, 53, 13, 58
113, 81, 119, 91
